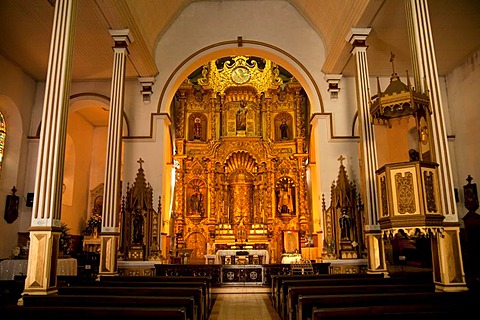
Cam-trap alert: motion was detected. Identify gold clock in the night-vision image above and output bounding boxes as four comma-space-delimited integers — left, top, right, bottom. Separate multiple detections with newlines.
231, 67, 251, 84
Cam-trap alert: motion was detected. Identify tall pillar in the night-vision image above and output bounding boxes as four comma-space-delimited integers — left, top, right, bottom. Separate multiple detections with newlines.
406, 0, 456, 219
347, 28, 387, 276
98, 29, 133, 276
22, 0, 78, 297
406, 0, 466, 291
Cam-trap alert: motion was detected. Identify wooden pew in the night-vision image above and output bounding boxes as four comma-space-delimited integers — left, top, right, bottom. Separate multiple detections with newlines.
64, 280, 210, 315
297, 290, 475, 320
98, 275, 213, 310
283, 283, 435, 320
0, 279, 24, 306
271, 273, 383, 310
21, 294, 198, 320
58, 285, 206, 320
311, 302, 472, 319
3, 305, 188, 320
271, 273, 384, 311
277, 275, 431, 318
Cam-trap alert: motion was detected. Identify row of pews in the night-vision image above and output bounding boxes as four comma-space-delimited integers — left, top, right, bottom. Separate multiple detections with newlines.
3, 275, 214, 320
270, 272, 479, 320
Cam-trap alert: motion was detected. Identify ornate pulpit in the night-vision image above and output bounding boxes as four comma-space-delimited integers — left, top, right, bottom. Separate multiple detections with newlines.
370, 66, 444, 238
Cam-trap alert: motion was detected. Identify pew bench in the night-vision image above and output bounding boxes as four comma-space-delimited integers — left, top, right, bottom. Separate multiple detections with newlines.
58, 285, 206, 320
311, 302, 473, 319
278, 276, 431, 317
100, 275, 213, 307
62, 280, 211, 314
283, 283, 435, 320
3, 305, 188, 320
21, 294, 198, 320
297, 290, 475, 320
270, 273, 383, 310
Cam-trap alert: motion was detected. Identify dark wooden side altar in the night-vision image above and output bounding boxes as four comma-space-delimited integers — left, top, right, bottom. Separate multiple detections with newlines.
120, 159, 162, 261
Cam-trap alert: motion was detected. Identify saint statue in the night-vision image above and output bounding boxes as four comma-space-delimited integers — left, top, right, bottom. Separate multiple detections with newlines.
236, 101, 247, 130
339, 208, 352, 240
193, 117, 202, 140
278, 183, 294, 214
133, 209, 144, 243
190, 185, 205, 216
280, 118, 288, 139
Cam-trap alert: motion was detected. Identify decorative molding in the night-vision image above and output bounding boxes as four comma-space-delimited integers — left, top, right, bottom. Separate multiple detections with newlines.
138, 77, 156, 103
324, 74, 342, 99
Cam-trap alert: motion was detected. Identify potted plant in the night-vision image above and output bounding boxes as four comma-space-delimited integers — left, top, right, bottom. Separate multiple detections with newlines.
60, 222, 72, 256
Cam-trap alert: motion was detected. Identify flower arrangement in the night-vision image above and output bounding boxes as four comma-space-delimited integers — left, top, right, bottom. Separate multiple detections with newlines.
60, 222, 72, 254
82, 213, 102, 236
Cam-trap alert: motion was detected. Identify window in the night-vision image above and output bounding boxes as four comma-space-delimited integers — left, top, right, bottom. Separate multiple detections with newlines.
0, 112, 5, 172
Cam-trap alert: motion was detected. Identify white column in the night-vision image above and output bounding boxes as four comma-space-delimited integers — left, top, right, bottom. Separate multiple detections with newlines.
23, 0, 78, 296
406, 0, 456, 220
98, 29, 133, 276
406, 0, 466, 291
347, 28, 387, 275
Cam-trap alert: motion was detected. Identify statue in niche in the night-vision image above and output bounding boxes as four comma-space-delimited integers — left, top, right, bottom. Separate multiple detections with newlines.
277, 182, 294, 214
133, 208, 144, 243
280, 118, 288, 139
339, 208, 352, 240
189, 185, 205, 216
193, 117, 202, 140
236, 100, 248, 130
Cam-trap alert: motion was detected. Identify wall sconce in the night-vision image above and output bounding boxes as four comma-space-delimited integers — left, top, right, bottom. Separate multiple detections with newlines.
325, 74, 342, 100
138, 77, 155, 103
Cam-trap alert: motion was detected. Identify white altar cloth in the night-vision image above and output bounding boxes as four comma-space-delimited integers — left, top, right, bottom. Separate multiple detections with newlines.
281, 253, 302, 264
215, 249, 269, 264
0, 258, 77, 280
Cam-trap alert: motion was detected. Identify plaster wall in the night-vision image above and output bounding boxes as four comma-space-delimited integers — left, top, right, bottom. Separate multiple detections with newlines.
0, 54, 37, 258
445, 49, 480, 223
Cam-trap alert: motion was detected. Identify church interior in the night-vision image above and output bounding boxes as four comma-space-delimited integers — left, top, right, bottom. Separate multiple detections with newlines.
1, 0, 480, 318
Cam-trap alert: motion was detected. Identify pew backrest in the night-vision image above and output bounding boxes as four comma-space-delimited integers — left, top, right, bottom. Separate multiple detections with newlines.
284, 283, 435, 320
4, 305, 188, 320
58, 286, 205, 320
22, 294, 198, 320
297, 291, 473, 320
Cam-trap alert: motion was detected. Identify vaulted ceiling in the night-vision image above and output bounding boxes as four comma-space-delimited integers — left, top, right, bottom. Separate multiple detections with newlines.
1, 0, 479, 82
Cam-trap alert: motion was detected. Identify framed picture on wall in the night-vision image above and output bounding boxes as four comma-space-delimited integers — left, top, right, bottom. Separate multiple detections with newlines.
464, 175, 479, 212
283, 230, 299, 253
4, 187, 19, 224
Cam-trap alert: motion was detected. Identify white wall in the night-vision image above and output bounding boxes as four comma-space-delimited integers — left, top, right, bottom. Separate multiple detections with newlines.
0, 54, 37, 259
445, 49, 480, 223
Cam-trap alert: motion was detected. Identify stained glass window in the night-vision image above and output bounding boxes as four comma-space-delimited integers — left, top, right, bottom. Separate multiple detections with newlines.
0, 112, 5, 171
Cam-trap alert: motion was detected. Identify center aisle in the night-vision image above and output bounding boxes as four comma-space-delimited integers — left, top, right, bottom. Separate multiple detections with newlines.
208, 286, 280, 320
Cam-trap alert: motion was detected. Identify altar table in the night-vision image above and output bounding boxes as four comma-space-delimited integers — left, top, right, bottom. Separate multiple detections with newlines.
0, 258, 77, 280
215, 249, 269, 264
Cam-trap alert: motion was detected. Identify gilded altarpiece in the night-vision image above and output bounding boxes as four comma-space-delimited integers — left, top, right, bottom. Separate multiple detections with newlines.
171, 56, 311, 263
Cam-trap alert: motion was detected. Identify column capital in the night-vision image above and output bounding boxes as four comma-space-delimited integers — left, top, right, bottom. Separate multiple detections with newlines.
109, 29, 134, 47
324, 74, 343, 99
139, 77, 156, 103
346, 28, 371, 47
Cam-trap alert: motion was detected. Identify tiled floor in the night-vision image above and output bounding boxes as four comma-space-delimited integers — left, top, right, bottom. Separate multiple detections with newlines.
208, 286, 280, 320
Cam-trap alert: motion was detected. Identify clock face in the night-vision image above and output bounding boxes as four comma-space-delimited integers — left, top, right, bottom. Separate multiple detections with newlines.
231, 67, 251, 84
